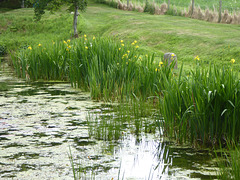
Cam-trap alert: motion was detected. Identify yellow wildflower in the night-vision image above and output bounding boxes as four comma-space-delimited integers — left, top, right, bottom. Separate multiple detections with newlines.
159, 62, 163, 66
52, 41, 55, 45
68, 45, 71, 49
85, 46, 88, 50
63, 40, 67, 44
38, 43, 42, 47
134, 40, 137, 44
84, 34, 87, 38
135, 45, 139, 48
171, 54, 175, 57
121, 40, 123, 43
131, 42, 135, 45
93, 36, 96, 40
121, 44, 124, 47
28, 46, 32, 50
67, 39, 71, 43
127, 50, 130, 54
117, 63, 119, 66
231, 59, 235, 64
84, 38, 87, 41
119, 48, 121, 51
155, 68, 158, 72
126, 62, 128, 65
66, 48, 69, 51
194, 55, 200, 61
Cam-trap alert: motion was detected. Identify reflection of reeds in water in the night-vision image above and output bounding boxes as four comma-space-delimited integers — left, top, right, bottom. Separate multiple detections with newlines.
87, 101, 157, 141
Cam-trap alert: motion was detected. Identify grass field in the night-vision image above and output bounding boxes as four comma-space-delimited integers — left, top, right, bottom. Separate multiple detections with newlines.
1, 2, 240, 71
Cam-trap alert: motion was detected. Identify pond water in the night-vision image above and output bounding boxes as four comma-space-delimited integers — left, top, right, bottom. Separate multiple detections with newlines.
0, 61, 219, 179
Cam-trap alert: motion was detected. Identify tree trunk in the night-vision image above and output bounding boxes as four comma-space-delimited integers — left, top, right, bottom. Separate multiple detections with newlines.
191, 0, 194, 17
218, 0, 222, 23
73, 5, 79, 38
21, 0, 24, 8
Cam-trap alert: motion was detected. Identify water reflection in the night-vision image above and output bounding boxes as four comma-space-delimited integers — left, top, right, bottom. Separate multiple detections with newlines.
0, 62, 219, 179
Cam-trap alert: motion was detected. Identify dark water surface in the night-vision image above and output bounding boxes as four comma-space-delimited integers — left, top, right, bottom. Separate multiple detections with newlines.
0, 62, 219, 179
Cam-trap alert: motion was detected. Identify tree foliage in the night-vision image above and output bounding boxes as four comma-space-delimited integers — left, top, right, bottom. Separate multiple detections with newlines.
33, 0, 87, 21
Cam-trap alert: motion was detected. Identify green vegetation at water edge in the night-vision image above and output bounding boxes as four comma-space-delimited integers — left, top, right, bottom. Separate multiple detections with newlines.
2, 3, 240, 71
11, 36, 173, 102
159, 63, 240, 147
217, 145, 240, 179
2, 2, 240, 148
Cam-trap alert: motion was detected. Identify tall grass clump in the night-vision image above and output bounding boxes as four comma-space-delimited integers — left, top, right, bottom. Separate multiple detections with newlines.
12, 36, 174, 102
160, 63, 240, 147
217, 145, 240, 179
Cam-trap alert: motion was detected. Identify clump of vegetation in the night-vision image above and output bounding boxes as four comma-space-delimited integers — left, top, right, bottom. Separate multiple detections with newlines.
12, 36, 173, 101
159, 62, 240, 147
217, 145, 240, 179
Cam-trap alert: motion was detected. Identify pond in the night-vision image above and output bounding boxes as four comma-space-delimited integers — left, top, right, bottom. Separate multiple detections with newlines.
0, 60, 219, 179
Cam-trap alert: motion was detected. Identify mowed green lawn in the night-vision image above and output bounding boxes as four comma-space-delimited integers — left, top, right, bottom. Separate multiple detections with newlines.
82, 3, 240, 70
1, 2, 240, 70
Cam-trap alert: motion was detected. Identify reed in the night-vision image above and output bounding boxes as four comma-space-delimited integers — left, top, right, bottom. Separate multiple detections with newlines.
12, 36, 173, 102
159, 63, 240, 147
217, 145, 240, 179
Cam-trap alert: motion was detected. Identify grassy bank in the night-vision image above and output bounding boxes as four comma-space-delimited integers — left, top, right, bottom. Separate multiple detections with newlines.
2, 2, 240, 147
1, 2, 240, 71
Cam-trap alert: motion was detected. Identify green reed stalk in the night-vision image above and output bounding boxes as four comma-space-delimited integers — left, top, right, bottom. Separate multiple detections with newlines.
160, 63, 240, 147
